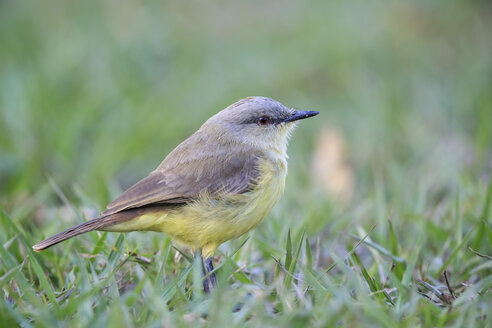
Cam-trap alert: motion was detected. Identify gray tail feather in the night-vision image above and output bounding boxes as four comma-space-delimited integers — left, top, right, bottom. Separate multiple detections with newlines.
32, 216, 113, 252
32, 205, 163, 251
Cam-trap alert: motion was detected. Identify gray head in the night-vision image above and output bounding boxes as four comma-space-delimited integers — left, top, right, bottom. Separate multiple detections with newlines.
205, 96, 318, 151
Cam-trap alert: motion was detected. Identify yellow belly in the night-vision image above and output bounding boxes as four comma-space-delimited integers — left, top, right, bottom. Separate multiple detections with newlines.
106, 157, 287, 257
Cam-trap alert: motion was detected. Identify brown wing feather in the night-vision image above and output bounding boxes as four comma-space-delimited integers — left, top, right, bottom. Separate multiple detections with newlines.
101, 129, 261, 217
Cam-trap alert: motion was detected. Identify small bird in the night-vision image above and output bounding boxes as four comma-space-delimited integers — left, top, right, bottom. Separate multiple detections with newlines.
33, 96, 318, 291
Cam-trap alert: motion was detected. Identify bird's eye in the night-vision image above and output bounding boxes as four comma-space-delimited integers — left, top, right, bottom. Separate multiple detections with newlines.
257, 116, 270, 125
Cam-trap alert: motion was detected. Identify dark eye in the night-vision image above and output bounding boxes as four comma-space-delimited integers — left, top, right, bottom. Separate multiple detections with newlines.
257, 116, 270, 125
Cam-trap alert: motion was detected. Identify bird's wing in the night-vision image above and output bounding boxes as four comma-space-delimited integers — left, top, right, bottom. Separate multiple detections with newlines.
100, 138, 261, 217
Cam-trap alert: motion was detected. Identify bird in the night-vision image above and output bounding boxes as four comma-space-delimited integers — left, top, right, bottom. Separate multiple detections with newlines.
33, 96, 318, 291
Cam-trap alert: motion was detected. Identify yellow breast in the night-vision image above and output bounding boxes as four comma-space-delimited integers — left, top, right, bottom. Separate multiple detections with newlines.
107, 154, 288, 257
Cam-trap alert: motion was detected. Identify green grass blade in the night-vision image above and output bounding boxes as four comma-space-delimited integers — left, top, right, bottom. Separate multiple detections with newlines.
192, 252, 204, 299
1, 209, 60, 309
172, 246, 193, 263
305, 238, 313, 270
484, 220, 492, 250
91, 232, 108, 256
326, 225, 376, 273
472, 178, 491, 250
285, 229, 293, 272
348, 234, 405, 265
155, 238, 172, 288
481, 178, 491, 223
161, 263, 193, 304
107, 234, 125, 268
403, 233, 422, 285
435, 224, 477, 278
388, 220, 404, 280
351, 249, 394, 305
0, 259, 25, 287
284, 230, 305, 288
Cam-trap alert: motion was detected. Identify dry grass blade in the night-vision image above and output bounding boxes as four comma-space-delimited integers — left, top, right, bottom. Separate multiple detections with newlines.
468, 247, 492, 260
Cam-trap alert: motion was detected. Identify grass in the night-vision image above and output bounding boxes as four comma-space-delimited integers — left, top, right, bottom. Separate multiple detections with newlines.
1, 0, 491, 327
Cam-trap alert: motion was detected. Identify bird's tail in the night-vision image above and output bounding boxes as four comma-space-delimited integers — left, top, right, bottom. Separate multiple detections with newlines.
32, 216, 115, 252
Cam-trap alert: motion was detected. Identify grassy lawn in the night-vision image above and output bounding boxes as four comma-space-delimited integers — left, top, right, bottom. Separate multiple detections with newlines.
1, 1, 491, 327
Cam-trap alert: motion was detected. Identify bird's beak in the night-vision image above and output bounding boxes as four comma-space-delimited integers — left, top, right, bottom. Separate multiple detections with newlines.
283, 110, 319, 123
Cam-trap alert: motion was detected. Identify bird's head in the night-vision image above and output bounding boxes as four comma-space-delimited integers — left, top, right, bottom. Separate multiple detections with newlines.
207, 97, 318, 152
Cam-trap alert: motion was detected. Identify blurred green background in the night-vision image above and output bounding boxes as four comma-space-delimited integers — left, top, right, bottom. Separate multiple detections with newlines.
1, 0, 491, 210
1, 0, 492, 326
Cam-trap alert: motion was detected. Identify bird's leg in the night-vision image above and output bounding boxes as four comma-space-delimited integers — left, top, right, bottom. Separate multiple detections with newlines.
205, 257, 217, 288
198, 252, 213, 293
196, 250, 216, 292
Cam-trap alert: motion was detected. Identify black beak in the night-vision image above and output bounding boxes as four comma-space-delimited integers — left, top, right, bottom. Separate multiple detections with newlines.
283, 110, 319, 123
